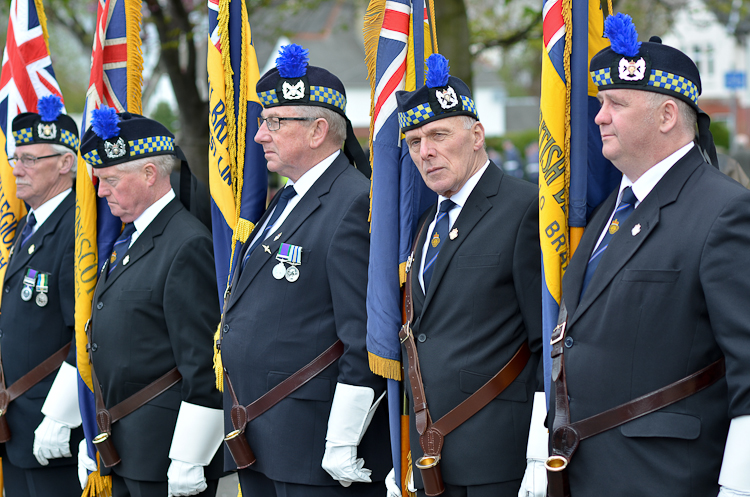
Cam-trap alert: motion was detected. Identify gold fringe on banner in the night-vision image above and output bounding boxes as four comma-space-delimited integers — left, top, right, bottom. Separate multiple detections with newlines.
368, 352, 402, 381
82, 457, 113, 497
33, 0, 50, 56
125, 0, 143, 114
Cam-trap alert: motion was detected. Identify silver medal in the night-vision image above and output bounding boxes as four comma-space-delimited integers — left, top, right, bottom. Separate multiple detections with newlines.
272, 263, 286, 280
285, 266, 299, 282
36, 292, 48, 307
21, 286, 33, 301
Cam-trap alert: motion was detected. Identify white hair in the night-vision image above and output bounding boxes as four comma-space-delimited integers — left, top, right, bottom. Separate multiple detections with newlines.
116, 154, 176, 177
294, 106, 347, 145
49, 143, 77, 174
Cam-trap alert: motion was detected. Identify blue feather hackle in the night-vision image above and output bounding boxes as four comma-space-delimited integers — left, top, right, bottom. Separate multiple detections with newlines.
426, 54, 450, 88
604, 13, 641, 58
38, 95, 63, 122
276, 44, 309, 78
91, 106, 120, 140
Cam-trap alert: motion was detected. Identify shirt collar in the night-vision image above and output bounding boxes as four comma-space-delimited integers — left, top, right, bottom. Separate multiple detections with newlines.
29, 189, 71, 229
437, 160, 490, 209
133, 189, 176, 234
619, 142, 694, 204
286, 150, 340, 198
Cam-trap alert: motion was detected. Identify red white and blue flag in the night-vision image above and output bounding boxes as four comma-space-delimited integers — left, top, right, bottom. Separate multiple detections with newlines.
0, 0, 63, 304
364, 0, 436, 493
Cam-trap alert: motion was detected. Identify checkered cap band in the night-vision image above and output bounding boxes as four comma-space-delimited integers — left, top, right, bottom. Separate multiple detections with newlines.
591, 68, 698, 105
60, 129, 79, 150
130, 136, 174, 156
649, 70, 699, 104
591, 68, 613, 86
461, 96, 476, 116
309, 86, 346, 112
13, 128, 34, 145
83, 149, 103, 166
398, 103, 434, 129
260, 89, 279, 107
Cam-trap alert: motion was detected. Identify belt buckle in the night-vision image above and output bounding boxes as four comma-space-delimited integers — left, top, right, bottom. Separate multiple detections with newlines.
400, 324, 412, 344
550, 322, 566, 345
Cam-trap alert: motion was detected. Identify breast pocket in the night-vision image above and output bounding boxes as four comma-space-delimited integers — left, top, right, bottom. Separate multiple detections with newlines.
620, 411, 700, 440
119, 289, 152, 300
622, 269, 680, 283
456, 254, 501, 268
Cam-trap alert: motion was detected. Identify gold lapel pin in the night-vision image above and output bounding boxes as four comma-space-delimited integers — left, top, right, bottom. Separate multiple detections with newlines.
123, 255, 130, 266
631, 224, 641, 236
28, 244, 35, 255
273, 232, 282, 241
449, 228, 458, 240
263, 245, 271, 254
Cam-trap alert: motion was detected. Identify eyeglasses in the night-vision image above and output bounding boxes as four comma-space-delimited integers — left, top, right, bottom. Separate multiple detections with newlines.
9, 153, 62, 168
258, 116, 314, 131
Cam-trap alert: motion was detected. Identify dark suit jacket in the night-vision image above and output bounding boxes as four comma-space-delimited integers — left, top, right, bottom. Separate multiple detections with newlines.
89, 198, 222, 482
0, 192, 83, 469
556, 147, 750, 497
405, 164, 542, 489
221, 153, 390, 485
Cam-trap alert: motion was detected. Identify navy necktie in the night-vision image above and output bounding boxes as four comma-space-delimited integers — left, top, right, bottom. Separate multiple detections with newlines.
19, 212, 37, 248
422, 199, 456, 291
108, 223, 136, 276
580, 187, 637, 297
242, 185, 297, 269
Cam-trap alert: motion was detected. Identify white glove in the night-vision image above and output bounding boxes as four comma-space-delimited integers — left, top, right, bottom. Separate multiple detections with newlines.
78, 439, 98, 489
167, 459, 208, 496
322, 383, 384, 486
386, 467, 401, 497
33, 416, 73, 465
719, 487, 750, 497
518, 459, 547, 497
518, 392, 549, 497
322, 444, 372, 487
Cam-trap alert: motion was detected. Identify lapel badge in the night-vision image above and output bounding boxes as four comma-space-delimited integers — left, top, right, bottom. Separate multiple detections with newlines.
9, 246, 13, 258
263, 244, 271, 254
608, 219, 620, 235
449, 228, 458, 240
273, 232, 282, 241
28, 244, 35, 255
122, 255, 130, 266
631, 224, 641, 236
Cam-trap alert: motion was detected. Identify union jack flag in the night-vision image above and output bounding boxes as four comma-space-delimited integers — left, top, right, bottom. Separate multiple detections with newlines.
0, 0, 63, 304
74, 0, 142, 493
364, 0, 436, 493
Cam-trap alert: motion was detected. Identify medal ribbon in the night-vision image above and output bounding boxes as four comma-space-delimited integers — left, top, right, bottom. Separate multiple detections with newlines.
276, 243, 302, 265
23, 268, 38, 287
36, 273, 49, 293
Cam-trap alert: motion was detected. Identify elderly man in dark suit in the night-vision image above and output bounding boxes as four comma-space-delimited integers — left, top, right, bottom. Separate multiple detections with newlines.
0, 96, 83, 496
217, 44, 389, 497
547, 14, 750, 497
78, 110, 223, 497
388, 54, 542, 497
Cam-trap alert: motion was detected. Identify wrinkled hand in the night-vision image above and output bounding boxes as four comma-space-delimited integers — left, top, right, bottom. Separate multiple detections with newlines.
78, 439, 98, 489
385, 467, 401, 497
321, 443, 372, 487
518, 459, 547, 497
33, 416, 72, 466
167, 459, 207, 497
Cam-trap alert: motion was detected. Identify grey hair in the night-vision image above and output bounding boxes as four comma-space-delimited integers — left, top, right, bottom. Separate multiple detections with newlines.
459, 116, 477, 130
116, 154, 176, 177
294, 106, 347, 145
49, 143, 78, 174
646, 92, 697, 134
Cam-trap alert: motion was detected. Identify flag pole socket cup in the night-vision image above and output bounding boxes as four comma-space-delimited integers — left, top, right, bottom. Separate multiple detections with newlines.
93, 432, 121, 467
544, 455, 569, 472
225, 429, 256, 469
416, 454, 445, 496
0, 410, 11, 443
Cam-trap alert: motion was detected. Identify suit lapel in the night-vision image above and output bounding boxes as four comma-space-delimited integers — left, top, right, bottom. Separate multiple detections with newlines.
226, 154, 349, 312
98, 199, 181, 293
420, 165, 500, 313
567, 148, 704, 325
5, 192, 74, 282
